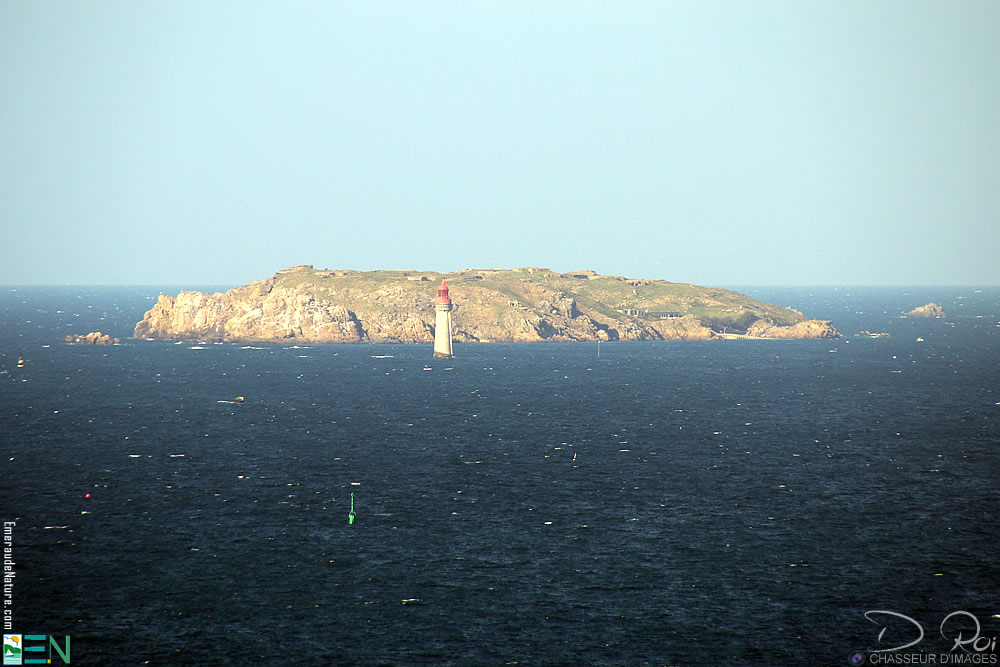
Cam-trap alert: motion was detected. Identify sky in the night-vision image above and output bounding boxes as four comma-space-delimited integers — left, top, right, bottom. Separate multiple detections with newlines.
1, 1, 998, 286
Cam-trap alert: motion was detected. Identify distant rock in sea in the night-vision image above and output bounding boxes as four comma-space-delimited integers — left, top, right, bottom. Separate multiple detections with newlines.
134, 265, 840, 345
903, 303, 945, 318
65, 331, 120, 345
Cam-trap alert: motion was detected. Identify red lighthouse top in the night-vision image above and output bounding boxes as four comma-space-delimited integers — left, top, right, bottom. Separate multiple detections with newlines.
436, 279, 451, 304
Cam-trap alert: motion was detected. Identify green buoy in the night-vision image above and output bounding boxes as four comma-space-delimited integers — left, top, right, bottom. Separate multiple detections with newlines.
348, 492, 356, 525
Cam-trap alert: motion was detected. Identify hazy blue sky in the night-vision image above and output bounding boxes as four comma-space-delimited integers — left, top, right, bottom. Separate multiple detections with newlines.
2, 1, 997, 286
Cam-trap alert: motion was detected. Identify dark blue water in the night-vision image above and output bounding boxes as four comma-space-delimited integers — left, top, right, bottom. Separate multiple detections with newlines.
2, 286, 999, 666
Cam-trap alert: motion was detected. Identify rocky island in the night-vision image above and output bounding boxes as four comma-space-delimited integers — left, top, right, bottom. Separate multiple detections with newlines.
65, 331, 120, 345
903, 302, 945, 318
134, 265, 839, 344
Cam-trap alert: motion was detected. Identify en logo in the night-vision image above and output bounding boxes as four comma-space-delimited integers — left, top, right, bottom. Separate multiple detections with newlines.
3, 634, 70, 665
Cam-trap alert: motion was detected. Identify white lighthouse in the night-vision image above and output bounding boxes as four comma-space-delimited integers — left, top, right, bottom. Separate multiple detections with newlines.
433, 278, 454, 358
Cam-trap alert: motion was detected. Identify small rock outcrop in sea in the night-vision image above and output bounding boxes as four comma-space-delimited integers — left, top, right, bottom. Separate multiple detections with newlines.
744, 319, 840, 339
903, 303, 945, 318
65, 332, 120, 345
134, 265, 840, 344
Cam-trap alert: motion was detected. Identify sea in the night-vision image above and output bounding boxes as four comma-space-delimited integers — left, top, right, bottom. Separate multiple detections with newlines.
1, 285, 998, 666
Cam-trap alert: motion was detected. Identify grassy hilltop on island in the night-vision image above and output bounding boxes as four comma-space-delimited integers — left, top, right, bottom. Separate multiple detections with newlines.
134, 265, 838, 344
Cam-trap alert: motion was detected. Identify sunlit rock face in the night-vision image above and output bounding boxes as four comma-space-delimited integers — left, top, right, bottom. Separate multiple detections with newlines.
903, 303, 945, 318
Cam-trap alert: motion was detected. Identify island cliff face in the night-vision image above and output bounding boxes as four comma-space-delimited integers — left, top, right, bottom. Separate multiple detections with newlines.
134, 266, 839, 344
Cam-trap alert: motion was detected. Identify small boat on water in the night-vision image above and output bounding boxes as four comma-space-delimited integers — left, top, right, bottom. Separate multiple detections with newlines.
217, 396, 245, 404
16, 355, 25, 368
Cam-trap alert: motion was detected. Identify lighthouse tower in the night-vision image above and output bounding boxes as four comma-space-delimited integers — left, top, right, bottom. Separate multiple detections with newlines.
433, 279, 454, 358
